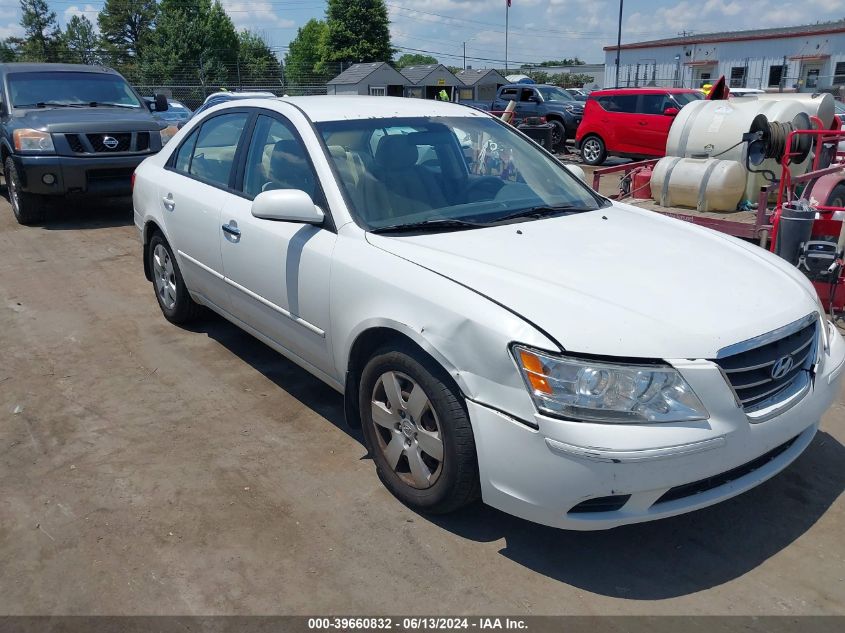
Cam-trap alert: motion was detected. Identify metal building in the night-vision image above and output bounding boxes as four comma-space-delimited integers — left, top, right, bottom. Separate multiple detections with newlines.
604, 20, 845, 93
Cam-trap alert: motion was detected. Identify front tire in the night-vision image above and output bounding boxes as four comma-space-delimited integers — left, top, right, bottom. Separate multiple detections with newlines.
5, 157, 46, 225
359, 345, 479, 514
148, 232, 202, 324
580, 135, 607, 166
549, 119, 566, 150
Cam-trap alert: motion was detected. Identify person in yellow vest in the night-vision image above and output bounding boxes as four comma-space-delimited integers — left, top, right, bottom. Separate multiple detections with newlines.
700, 83, 713, 96
438, 89, 450, 101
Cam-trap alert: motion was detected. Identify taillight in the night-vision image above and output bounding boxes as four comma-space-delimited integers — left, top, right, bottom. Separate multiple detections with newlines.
131, 171, 136, 191
539, 116, 547, 124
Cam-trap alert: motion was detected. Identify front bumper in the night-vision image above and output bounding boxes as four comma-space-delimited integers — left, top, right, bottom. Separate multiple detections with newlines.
469, 324, 845, 530
13, 153, 152, 197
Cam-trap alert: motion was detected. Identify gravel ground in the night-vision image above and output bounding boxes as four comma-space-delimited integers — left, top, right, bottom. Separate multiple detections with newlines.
0, 196, 843, 616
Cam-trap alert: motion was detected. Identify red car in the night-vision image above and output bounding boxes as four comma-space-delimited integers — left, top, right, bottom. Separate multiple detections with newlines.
575, 88, 703, 165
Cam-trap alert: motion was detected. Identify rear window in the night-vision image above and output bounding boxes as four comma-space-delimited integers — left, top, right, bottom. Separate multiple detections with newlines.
595, 94, 638, 113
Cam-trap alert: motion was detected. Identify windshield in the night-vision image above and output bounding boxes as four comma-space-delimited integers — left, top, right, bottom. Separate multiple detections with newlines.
671, 92, 704, 106
317, 115, 607, 231
536, 86, 575, 102
8, 71, 142, 108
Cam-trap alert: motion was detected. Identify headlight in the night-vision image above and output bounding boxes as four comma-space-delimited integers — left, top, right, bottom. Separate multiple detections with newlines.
159, 125, 179, 146
13, 129, 54, 152
513, 345, 709, 424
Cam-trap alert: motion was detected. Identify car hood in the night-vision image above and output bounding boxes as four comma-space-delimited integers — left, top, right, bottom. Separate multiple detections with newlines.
11, 107, 164, 133
366, 204, 818, 359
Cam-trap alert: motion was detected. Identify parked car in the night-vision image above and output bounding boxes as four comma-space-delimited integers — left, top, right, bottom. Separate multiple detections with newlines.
134, 96, 844, 530
1, 62, 172, 224
468, 83, 584, 148
145, 96, 193, 125
189, 91, 276, 121
576, 88, 703, 165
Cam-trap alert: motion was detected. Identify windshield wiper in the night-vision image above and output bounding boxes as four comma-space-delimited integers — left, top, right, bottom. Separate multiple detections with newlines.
16, 101, 85, 108
490, 204, 593, 224
370, 217, 489, 234
88, 101, 138, 108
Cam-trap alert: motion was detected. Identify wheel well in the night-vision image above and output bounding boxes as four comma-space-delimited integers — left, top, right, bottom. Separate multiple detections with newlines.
343, 327, 462, 428
142, 221, 163, 281
0, 144, 10, 172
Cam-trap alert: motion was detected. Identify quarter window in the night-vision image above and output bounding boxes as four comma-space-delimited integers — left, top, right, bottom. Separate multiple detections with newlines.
242, 115, 317, 200
188, 112, 249, 188
173, 128, 199, 174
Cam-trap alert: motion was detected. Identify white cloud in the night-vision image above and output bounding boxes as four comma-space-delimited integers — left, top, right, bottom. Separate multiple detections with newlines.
220, 0, 295, 31
0, 21, 22, 39
63, 4, 98, 25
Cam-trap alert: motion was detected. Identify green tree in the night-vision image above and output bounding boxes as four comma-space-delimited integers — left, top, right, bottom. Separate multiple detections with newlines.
320, 0, 393, 71
143, 0, 239, 88
64, 15, 99, 65
17, 0, 62, 62
395, 53, 437, 68
236, 30, 282, 88
0, 38, 18, 62
97, 0, 157, 64
537, 58, 584, 67
284, 18, 328, 86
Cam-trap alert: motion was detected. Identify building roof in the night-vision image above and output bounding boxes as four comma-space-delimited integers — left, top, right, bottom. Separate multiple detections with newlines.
604, 19, 845, 51
400, 64, 464, 85
454, 68, 507, 86
327, 62, 402, 85
215, 96, 490, 123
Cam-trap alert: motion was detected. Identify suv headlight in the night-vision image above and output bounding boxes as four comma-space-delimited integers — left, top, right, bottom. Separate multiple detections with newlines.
13, 129, 54, 153
513, 345, 709, 423
159, 125, 179, 146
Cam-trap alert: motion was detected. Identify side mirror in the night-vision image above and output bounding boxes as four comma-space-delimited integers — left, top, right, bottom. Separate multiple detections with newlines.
154, 93, 169, 112
251, 189, 325, 224
663, 106, 680, 116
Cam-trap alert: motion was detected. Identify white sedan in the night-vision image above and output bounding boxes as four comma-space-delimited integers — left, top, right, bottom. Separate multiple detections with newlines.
133, 96, 845, 530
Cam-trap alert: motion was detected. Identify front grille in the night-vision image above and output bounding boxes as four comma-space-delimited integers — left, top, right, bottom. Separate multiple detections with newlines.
713, 317, 817, 413
87, 133, 131, 152
66, 134, 85, 153
654, 435, 798, 505
136, 132, 150, 152
568, 494, 631, 514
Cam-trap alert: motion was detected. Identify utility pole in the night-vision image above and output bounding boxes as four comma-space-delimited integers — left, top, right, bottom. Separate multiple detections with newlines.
614, 0, 624, 88
505, 0, 510, 72
463, 41, 466, 70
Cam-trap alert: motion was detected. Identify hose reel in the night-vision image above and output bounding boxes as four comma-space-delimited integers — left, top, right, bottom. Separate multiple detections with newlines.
746, 112, 813, 165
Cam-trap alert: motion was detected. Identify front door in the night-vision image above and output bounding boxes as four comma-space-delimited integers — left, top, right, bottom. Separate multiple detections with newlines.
158, 110, 251, 305
636, 93, 675, 156
220, 112, 336, 376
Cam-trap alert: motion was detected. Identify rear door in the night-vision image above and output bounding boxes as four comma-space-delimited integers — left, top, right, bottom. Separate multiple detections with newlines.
595, 93, 641, 155
636, 92, 675, 156
158, 110, 251, 306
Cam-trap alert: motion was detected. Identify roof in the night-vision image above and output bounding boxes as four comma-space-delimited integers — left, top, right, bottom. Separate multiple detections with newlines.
400, 64, 463, 85
605, 20, 845, 51
203, 91, 275, 103
0, 62, 118, 74
591, 87, 700, 95
454, 68, 507, 86
219, 95, 490, 123
327, 62, 400, 85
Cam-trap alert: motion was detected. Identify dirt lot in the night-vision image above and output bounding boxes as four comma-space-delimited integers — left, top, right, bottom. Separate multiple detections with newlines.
0, 196, 843, 616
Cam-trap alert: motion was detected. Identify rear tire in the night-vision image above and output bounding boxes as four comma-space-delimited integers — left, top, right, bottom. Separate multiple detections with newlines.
359, 344, 479, 514
580, 135, 607, 166
549, 119, 566, 150
148, 232, 202, 324
5, 157, 46, 225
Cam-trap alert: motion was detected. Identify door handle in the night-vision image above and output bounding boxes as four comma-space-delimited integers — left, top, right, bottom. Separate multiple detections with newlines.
638, 122, 648, 126
162, 194, 175, 211
221, 223, 241, 237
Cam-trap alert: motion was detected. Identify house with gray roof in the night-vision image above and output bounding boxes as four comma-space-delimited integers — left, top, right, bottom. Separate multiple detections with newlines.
327, 62, 406, 96
400, 64, 464, 100
454, 68, 508, 102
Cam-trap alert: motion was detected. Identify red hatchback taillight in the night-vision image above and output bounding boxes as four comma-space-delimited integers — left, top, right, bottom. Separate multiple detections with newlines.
131, 171, 136, 191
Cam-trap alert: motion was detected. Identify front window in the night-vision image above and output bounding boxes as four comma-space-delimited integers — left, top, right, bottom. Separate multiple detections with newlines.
317, 115, 607, 231
8, 71, 143, 108
535, 86, 574, 102
670, 92, 703, 107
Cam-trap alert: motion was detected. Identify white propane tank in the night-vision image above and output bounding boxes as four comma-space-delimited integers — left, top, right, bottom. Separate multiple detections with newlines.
665, 93, 835, 200
651, 156, 747, 212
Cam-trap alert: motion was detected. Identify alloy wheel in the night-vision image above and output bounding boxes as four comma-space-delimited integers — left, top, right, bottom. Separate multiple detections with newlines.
152, 244, 177, 310
582, 138, 601, 163
370, 371, 444, 489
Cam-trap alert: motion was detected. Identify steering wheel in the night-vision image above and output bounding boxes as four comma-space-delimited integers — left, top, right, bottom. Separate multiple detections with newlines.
466, 176, 505, 202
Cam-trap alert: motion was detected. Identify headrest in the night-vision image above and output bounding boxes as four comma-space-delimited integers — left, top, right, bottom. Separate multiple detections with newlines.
328, 145, 347, 159
272, 139, 304, 160
375, 135, 419, 170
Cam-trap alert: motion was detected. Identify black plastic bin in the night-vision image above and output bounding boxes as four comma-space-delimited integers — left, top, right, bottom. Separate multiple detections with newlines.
517, 121, 554, 151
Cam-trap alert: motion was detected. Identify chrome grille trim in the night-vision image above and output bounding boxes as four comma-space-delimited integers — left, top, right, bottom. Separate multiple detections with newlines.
713, 313, 819, 420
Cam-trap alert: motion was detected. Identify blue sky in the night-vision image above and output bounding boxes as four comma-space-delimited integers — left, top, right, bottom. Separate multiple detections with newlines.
2, 0, 844, 64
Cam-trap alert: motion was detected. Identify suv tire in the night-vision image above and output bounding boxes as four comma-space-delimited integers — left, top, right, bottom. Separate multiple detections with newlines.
548, 119, 566, 149
580, 135, 607, 166
5, 157, 46, 225
359, 345, 480, 514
